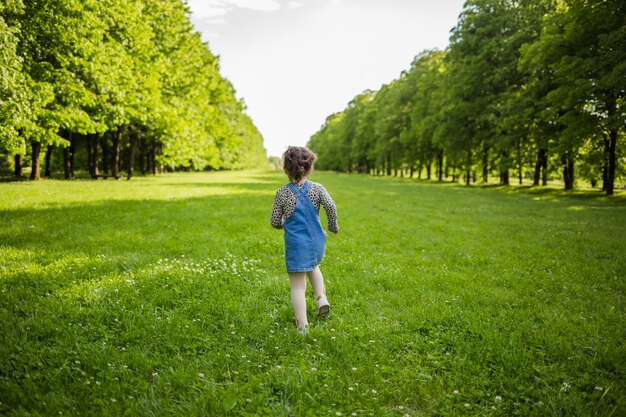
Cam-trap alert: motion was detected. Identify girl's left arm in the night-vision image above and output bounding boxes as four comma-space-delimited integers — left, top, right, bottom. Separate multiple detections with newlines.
319, 186, 339, 233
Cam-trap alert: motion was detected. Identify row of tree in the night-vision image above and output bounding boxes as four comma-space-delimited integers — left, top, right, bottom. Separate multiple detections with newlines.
308, 0, 625, 195
0, 0, 267, 180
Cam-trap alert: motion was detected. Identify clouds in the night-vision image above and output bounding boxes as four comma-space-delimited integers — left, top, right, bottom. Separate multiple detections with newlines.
186, 0, 282, 23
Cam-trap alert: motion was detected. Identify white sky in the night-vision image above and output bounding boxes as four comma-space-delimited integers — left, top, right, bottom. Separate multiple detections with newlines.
186, 0, 466, 157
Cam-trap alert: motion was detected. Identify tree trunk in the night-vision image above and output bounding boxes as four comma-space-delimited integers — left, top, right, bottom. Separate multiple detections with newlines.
517, 140, 523, 185
562, 153, 574, 190
89, 135, 99, 179
127, 131, 137, 180
14, 154, 23, 177
69, 136, 75, 177
151, 141, 158, 175
44, 146, 53, 178
63, 147, 71, 179
86, 135, 94, 177
541, 153, 548, 186
500, 169, 509, 186
466, 149, 472, 186
140, 137, 146, 175
500, 151, 509, 185
30, 141, 42, 181
600, 142, 608, 188
61, 131, 73, 179
101, 134, 109, 175
112, 127, 122, 179
533, 148, 545, 186
482, 147, 489, 182
437, 151, 443, 181
605, 129, 617, 195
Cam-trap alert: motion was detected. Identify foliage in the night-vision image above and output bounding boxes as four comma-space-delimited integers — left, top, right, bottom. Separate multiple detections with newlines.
0, 0, 266, 179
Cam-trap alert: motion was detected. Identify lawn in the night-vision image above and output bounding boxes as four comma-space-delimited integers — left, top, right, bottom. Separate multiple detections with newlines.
1, 171, 625, 416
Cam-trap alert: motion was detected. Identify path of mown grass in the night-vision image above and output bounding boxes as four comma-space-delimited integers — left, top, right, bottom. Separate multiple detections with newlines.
1, 171, 625, 416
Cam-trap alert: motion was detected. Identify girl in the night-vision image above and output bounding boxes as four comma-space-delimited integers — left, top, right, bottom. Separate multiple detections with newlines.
271, 146, 339, 334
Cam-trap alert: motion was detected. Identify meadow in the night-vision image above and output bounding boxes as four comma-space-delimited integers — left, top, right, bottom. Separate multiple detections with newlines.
1, 171, 625, 416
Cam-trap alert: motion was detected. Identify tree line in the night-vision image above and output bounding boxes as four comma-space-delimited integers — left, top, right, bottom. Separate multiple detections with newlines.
0, 0, 267, 180
308, 0, 625, 195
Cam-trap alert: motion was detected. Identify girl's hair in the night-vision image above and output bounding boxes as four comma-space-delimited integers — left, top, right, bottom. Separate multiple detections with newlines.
283, 146, 317, 183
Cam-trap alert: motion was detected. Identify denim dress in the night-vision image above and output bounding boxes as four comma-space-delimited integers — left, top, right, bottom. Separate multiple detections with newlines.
284, 181, 326, 272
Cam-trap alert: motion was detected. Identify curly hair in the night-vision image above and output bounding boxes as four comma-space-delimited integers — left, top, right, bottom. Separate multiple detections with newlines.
283, 146, 317, 183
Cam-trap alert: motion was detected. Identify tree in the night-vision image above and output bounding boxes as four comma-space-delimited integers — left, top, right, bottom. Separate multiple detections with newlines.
521, 0, 625, 193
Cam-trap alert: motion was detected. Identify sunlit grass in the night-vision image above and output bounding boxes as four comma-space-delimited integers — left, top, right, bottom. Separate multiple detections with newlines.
1, 171, 625, 416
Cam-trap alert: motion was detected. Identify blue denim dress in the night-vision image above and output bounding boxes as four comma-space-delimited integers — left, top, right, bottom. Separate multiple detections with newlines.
284, 181, 326, 272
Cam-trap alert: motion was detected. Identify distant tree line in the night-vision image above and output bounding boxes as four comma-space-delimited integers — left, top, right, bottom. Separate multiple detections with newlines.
0, 0, 267, 180
308, 0, 625, 195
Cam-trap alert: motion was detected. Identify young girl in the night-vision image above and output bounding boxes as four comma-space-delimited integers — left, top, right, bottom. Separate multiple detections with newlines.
271, 146, 339, 334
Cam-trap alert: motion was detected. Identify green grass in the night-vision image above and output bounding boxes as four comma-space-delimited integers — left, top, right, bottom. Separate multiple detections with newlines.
1, 171, 625, 416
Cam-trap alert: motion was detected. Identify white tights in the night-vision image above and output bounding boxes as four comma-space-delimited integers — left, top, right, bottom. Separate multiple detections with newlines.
289, 266, 326, 329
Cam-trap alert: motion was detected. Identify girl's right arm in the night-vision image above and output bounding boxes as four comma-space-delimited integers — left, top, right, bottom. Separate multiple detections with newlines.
270, 189, 285, 229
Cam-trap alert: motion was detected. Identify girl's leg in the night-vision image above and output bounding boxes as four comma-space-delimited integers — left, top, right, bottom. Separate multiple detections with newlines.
307, 267, 326, 300
289, 272, 308, 329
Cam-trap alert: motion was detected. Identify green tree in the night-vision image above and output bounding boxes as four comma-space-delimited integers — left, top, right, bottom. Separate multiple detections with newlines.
522, 0, 625, 194
0, 0, 30, 176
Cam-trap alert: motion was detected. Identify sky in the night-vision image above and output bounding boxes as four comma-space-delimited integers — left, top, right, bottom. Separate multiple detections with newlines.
186, 0, 466, 157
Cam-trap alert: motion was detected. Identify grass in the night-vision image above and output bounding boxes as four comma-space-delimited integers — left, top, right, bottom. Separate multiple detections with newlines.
1, 171, 625, 416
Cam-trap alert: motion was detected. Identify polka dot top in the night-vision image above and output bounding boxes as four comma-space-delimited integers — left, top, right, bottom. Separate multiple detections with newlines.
271, 181, 339, 233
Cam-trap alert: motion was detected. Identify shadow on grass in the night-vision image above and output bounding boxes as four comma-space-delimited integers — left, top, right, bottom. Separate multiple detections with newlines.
0, 191, 281, 269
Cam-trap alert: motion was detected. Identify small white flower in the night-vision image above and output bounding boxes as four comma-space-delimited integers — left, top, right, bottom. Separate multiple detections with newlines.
371, 389, 377, 394
348, 386, 354, 391
198, 373, 205, 378
495, 396, 502, 402
311, 367, 317, 372
464, 403, 470, 407
453, 390, 459, 395
352, 367, 357, 371
111, 398, 117, 403
595, 386, 604, 391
